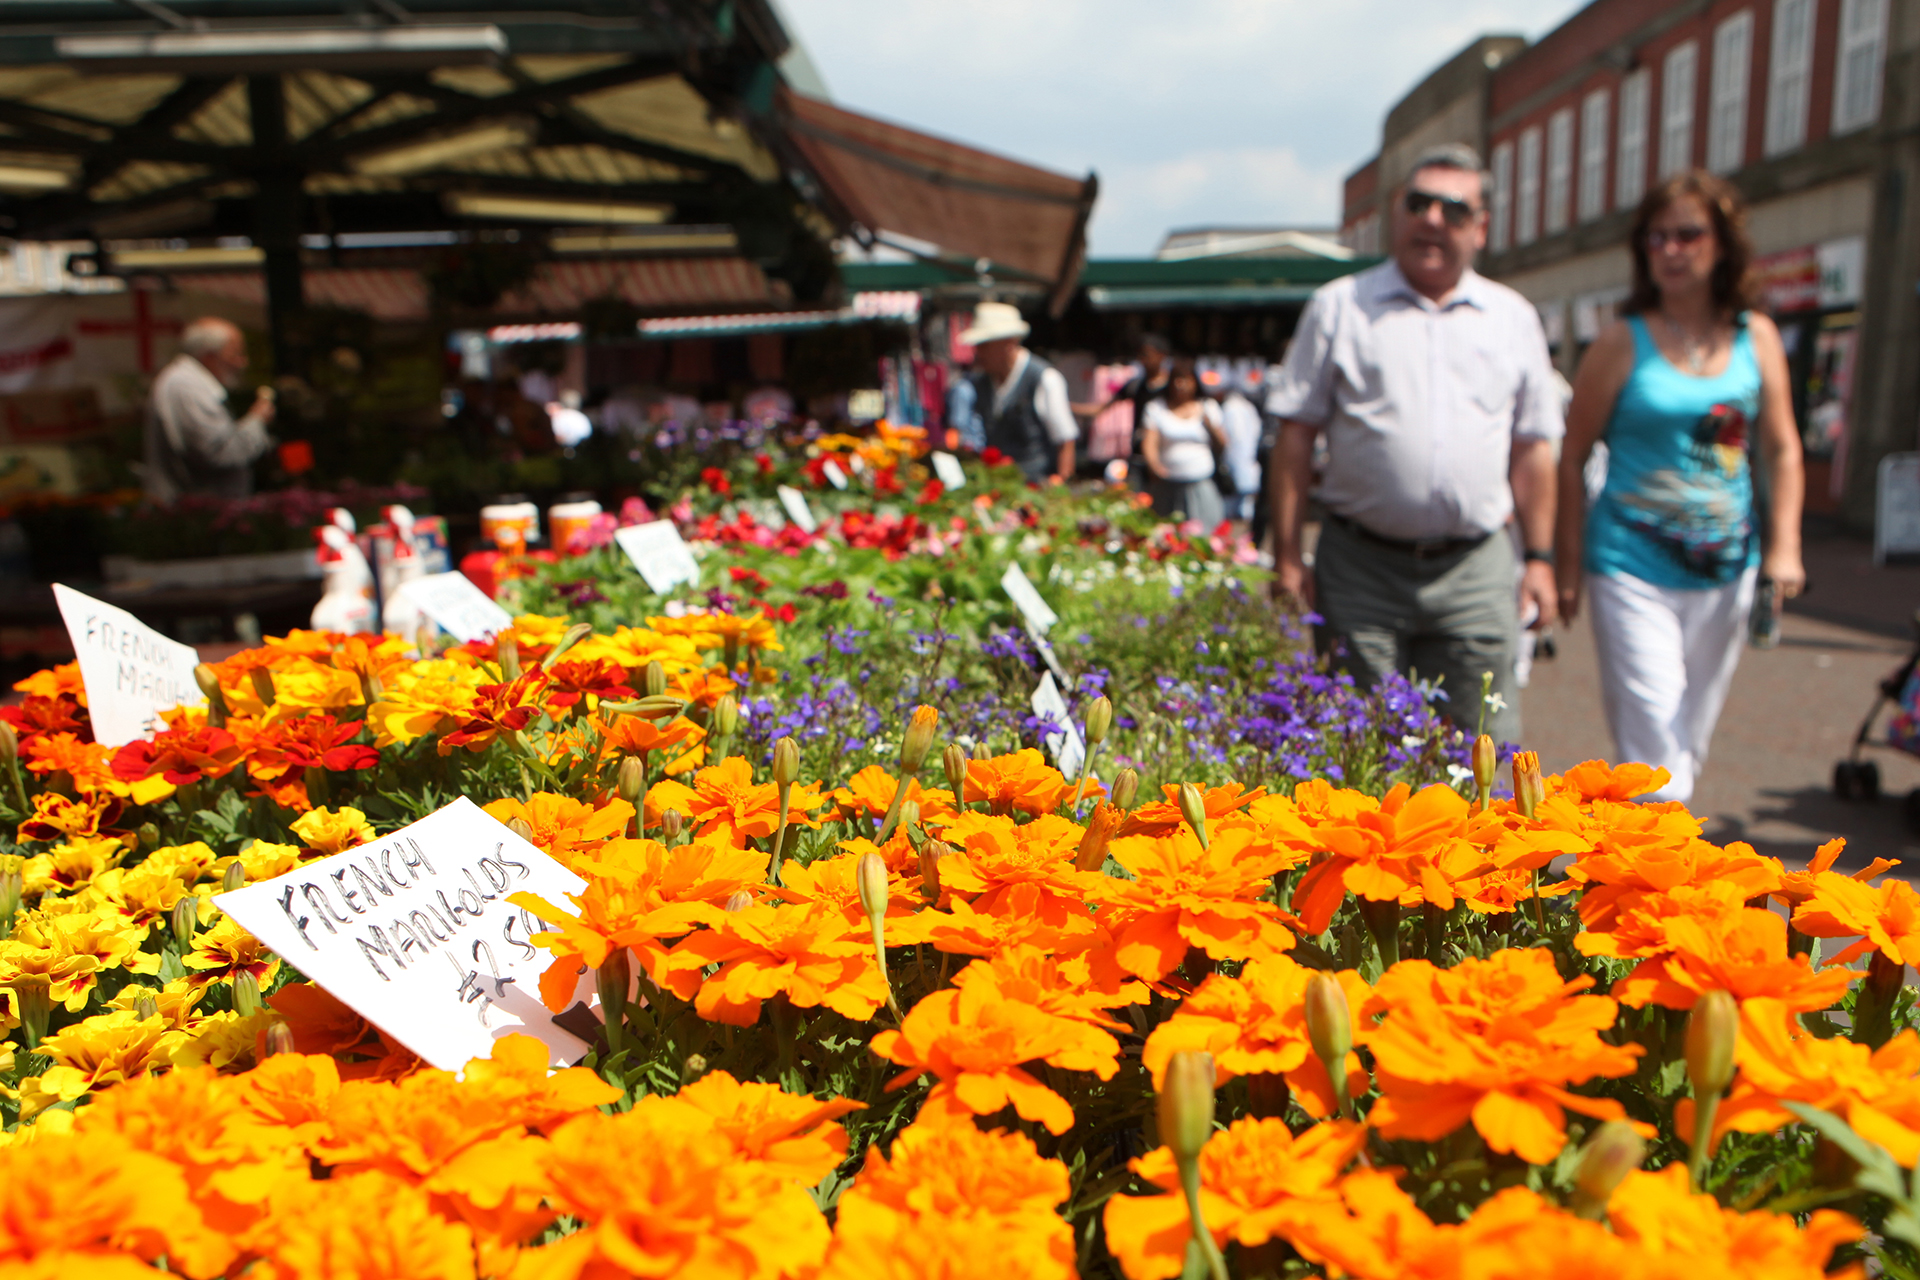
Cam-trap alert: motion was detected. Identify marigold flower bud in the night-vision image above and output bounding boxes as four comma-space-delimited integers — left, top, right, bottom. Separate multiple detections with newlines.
1303, 971, 1353, 1071
724, 889, 754, 912
547, 622, 593, 665
1471, 733, 1496, 791
683, 1053, 709, 1079
1157, 1050, 1216, 1164
1178, 782, 1209, 849
1, 864, 22, 921
662, 809, 685, 842
11, 980, 51, 1048
1573, 1120, 1647, 1211
972, 739, 992, 760
249, 666, 277, 707
1686, 989, 1739, 1098
772, 737, 801, 786
943, 742, 969, 799
900, 705, 939, 773
1110, 767, 1140, 811
498, 633, 522, 680
1074, 803, 1123, 872
1084, 696, 1114, 746
856, 852, 889, 921
1512, 750, 1544, 818
505, 816, 535, 844
171, 895, 198, 950
616, 756, 647, 805
0, 722, 12, 768
134, 994, 159, 1022
194, 664, 227, 728
898, 799, 921, 837
265, 1021, 297, 1057
137, 822, 160, 849
644, 660, 668, 698
919, 840, 951, 899
232, 969, 262, 1018
712, 693, 739, 739
222, 861, 246, 894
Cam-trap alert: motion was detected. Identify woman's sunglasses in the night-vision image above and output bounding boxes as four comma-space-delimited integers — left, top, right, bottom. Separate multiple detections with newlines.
1403, 189, 1479, 228
1646, 225, 1710, 250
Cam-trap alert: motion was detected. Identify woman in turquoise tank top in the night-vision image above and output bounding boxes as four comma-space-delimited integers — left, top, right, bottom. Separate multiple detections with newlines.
1553, 172, 1805, 805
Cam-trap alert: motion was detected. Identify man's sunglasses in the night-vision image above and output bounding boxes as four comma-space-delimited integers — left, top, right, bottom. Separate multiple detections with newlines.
1646, 225, 1710, 250
1404, 189, 1479, 227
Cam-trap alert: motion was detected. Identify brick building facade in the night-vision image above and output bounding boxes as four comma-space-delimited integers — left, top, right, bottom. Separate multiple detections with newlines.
1341, 0, 1918, 525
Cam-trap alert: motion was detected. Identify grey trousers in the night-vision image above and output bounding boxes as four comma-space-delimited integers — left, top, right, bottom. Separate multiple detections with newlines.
1313, 517, 1521, 743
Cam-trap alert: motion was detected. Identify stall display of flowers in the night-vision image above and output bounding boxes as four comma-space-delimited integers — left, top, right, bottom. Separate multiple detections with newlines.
1, 440, 1916, 1278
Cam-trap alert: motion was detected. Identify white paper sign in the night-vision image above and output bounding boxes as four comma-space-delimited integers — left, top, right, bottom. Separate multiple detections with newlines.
615, 520, 701, 594
400, 571, 513, 644
744, 499, 787, 531
216, 797, 595, 1071
822, 460, 849, 490
1031, 671, 1086, 779
931, 451, 967, 490
53, 583, 205, 747
776, 485, 819, 534
1000, 562, 1059, 633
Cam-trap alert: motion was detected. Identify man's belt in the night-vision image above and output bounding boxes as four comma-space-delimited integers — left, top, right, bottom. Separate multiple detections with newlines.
1325, 512, 1492, 560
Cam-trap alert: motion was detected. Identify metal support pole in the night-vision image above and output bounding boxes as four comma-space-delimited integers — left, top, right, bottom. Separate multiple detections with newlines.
247, 75, 304, 377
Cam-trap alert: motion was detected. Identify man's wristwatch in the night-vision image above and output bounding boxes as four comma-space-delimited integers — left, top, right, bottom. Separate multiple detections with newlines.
1523, 548, 1555, 566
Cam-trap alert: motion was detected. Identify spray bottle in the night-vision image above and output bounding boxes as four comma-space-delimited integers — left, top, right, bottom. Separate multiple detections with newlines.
311, 525, 375, 634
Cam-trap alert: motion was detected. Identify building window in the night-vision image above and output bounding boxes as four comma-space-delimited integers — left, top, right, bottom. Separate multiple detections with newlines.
1765, 0, 1814, 156
1490, 140, 1515, 251
1707, 11, 1752, 173
1832, 0, 1888, 134
1516, 125, 1542, 245
1617, 68, 1650, 208
1544, 108, 1574, 234
1659, 41, 1697, 177
1578, 88, 1610, 222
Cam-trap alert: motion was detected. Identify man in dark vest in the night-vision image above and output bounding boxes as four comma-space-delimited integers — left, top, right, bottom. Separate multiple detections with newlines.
962, 302, 1078, 484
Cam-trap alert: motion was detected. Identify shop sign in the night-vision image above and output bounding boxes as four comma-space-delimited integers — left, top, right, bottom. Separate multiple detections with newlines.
1754, 245, 1819, 313
1818, 237, 1864, 309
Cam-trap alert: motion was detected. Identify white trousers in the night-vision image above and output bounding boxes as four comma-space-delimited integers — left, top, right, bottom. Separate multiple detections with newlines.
1587, 567, 1756, 805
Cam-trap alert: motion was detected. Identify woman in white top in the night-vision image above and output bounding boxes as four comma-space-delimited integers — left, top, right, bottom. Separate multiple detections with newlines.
1142, 357, 1228, 528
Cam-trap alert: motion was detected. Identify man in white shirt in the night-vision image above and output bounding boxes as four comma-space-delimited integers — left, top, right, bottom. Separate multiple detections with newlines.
143, 316, 276, 505
962, 302, 1078, 483
1266, 144, 1561, 743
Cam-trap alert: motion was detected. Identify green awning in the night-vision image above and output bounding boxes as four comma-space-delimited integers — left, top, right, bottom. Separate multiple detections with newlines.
1085, 284, 1320, 310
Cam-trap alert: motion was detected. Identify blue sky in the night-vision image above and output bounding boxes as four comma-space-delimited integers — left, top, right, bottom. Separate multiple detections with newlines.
778, 0, 1589, 256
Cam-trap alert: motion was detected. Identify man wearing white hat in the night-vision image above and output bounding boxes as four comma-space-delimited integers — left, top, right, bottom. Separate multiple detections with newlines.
962, 301, 1078, 484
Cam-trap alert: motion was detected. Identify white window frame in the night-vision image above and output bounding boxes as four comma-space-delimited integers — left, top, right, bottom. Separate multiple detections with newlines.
1516, 125, 1542, 245
1490, 140, 1515, 251
1578, 88, 1610, 222
1832, 0, 1888, 135
1617, 68, 1650, 209
1545, 107, 1575, 234
1764, 0, 1814, 156
1707, 11, 1753, 173
1659, 41, 1698, 177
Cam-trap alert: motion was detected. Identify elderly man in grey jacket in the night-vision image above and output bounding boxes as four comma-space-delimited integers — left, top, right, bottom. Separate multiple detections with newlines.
142, 316, 276, 504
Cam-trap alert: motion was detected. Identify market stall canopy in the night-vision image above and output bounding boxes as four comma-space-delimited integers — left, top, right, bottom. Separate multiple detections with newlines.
777, 88, 1095, 312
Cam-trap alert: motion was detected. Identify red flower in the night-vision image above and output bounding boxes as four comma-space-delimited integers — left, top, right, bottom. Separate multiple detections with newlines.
701, 467, 732, 496
248, 714, 378, 778
916, 480, 945, 505
0, 694, 90, 744
440, 670, 549, 753
755, 453, 774, 475
871, 465, 903, 495
730, 567, 771, 592
112, 724, 243, 786
980, 447, 1011, 468
772, 603, 797, 624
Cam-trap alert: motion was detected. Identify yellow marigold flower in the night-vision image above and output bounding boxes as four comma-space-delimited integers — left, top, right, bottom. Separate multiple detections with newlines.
260, 657, 366, 721
569, 624, 704, 672
224, 839, 308, 883
245, 1169, 477, 1280
647, 609, 784, 654
183, 916, 280, 989
17, 1009, 188, 1118
1104, 1117, 1369, 1280
1142, 955, 1370, 1117
0, 916, 104, 1013
19, 835, 124, 899
169, 1009, 278, 1072
291, 805, 375, 854
1364, 948, 1647, 1165
107, 978, 206, 1030
365, 657, 488, 746
823, 1114, 1075, 1280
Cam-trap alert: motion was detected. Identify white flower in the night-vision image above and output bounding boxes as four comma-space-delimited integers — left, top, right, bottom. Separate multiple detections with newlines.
1447, 763, 1475, 786
1483, 691, 1509, 714
1401, 735, 1426, 750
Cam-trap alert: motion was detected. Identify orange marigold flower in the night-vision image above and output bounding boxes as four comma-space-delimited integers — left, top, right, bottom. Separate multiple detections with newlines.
483, 792, 633, 870
1568, 826, 1783, 934
1606, 1164, 1864, 1280
659, 900, 888, 1026
1118, 780, 1265, 838
21, 732, 117, 794
963, 748, 1078, 817
1289, 782, 1495, 934
595, 711, 704, 769
650, 757, 826, 847
831, 764, 958, 823
1102, 824, 1304, 981
245, 1169, 476, 1280
871, 965, 1122, 1135
1140, 955, 1369, 1116
1776, 837, 1898, 910
511, 835, 765, 1006
1103, 1117, 1369, 1280
1791, 868, 1920, 968
518, 1097, 830, 1280
12, 661, 84, 702
663, 1069, 865, 1182
934, 812, 1109, 921
541, 658, 634, 717
822, 1114, 1075, 1280
1552, 759, 1673, 803
1363, 948, 1646, 1165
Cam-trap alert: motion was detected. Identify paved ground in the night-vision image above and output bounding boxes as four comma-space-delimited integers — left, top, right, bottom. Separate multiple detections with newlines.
1521, 525, 1920, 872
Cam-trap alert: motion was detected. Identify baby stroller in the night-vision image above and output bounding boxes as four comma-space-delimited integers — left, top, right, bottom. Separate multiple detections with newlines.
1832, 612, 1920, 834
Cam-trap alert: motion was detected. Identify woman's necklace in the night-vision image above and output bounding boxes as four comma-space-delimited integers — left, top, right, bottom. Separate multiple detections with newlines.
1661, 312, 1717, 374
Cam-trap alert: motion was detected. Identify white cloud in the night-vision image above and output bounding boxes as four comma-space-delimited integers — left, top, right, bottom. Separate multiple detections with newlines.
776, 0, 1588, 254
